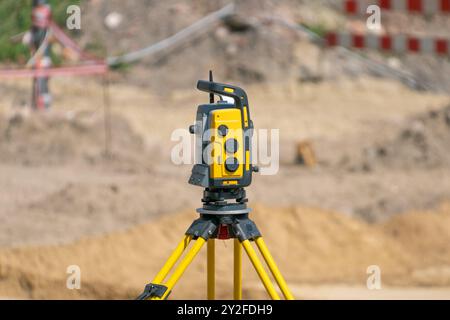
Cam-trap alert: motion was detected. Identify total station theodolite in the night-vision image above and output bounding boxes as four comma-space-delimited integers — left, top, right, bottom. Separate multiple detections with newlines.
137, 72, 294, 300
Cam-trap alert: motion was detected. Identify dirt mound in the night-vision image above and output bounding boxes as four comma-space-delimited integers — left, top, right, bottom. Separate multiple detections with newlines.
75, 0, 450, 94
324, 105, 450, 173
0, 111, 148, 170
20, 176, 198, 244
0, 204, 449, 299
362, 106, 450, 170
80, 0, 300, 93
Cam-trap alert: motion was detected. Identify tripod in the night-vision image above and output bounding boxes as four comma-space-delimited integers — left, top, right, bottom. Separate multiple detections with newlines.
137, 190, 294, 300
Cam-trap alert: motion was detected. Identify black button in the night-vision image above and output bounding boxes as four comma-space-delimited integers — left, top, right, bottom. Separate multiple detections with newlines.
225, 157, 239, 172
225, 138, 238, 153
218, 125, 228, 136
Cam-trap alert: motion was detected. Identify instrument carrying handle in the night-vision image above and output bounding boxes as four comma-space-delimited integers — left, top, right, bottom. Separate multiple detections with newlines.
197, 80, 250, 117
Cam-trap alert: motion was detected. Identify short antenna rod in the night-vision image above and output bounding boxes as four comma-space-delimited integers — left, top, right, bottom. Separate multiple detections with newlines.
209, 70, 214, 103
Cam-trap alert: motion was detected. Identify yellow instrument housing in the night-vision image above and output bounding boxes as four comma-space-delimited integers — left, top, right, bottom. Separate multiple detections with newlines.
188, 78, 254, 189
210, 108, 244, 181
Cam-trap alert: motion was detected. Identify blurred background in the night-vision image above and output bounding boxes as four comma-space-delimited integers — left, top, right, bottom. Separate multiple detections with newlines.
0, 0, 449, 299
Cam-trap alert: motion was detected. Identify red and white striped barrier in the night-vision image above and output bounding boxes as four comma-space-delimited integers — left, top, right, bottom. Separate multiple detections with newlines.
343, 0, 450, 15
325, 32, 450, 56
49, 21, 103, 63
0, 64, 107, 79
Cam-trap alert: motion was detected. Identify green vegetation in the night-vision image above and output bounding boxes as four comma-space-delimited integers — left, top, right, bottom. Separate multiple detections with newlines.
301, 23, 328, 38
0, 0, 80, 62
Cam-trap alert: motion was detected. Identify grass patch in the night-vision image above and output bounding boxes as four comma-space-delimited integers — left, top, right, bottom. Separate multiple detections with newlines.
0, 0, 81, 62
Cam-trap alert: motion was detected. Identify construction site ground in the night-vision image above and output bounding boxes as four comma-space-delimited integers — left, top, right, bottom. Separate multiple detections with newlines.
0, 76, 449, 299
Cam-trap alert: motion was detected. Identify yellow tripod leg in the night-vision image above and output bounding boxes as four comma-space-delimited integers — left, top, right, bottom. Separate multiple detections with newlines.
241, 240, 280, 300
152, 235, 192, 284
255, 237, 295, 300
207, 239, 215, 300
233, 239, 242, 300
151, 237, 206, 300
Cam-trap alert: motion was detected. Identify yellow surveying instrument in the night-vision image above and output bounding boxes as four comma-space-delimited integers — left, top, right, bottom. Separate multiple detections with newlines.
137, 72, 294, 300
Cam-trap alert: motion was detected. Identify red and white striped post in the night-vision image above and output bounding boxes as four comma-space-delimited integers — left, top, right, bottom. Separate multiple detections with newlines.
31, 0, 52, 110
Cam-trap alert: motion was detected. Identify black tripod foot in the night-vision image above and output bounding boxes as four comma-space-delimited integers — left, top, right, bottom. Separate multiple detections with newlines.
137, 283, 168, 300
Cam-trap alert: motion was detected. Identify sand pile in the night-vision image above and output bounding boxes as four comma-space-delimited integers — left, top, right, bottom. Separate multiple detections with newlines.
0, 203, 449, 299
0, 112, 148, 171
